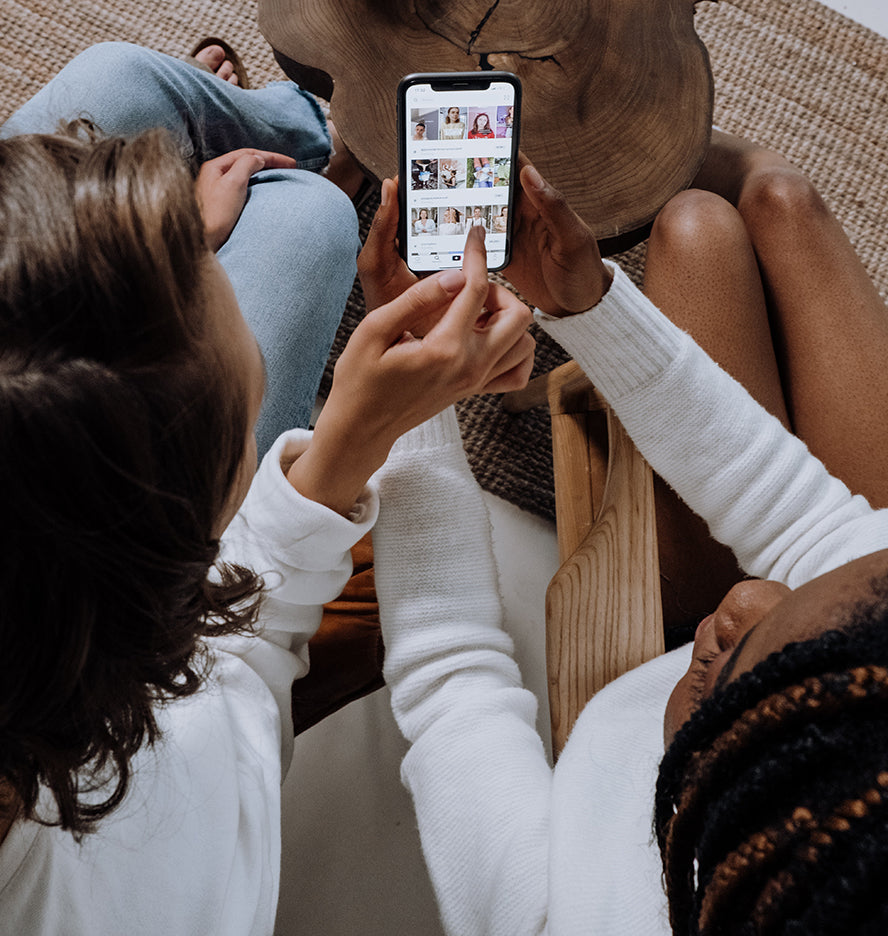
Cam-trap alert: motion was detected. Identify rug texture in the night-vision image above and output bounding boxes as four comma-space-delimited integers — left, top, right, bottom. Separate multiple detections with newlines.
3, 0, 887, 522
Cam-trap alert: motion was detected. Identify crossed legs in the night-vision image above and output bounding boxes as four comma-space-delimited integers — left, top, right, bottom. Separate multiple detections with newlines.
648, 130, 888, 506
1, 41, 361, 453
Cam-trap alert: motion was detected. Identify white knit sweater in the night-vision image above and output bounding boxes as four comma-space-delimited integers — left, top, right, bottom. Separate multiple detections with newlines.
0, 431, 378, 936
372, 262, 888, 935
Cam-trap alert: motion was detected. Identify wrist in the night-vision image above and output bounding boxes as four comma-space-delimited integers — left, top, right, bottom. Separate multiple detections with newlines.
546, 262, 614, 318
286, 419, 394, 516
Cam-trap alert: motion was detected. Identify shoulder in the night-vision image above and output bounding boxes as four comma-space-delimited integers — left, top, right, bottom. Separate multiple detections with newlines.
1, 661, 282, 936
547, 648, 687, 932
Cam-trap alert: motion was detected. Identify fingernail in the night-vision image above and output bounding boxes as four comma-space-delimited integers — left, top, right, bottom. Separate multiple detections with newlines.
437, 269, 466, 293
524, 165, 544, 189
381, 179, 391, 206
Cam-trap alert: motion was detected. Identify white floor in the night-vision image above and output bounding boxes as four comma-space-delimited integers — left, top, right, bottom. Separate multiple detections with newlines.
819, 0, 887, 34
275, 2, 888, 933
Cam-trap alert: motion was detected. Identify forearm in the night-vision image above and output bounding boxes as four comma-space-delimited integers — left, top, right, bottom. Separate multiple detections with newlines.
373, 409, 550, 935
537, 262, 888, 585
218, 428, 378, 764
285, 421, 393, 518
374, 409, 520, 736
222, 428, 377, 638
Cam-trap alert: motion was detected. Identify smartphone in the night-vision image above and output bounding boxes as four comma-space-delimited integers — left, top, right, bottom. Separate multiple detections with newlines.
397, 71, 521, 273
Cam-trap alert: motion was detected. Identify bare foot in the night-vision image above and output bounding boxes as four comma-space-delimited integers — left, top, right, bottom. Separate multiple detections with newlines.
194, 44, 240, 85
324, 120, 370, 201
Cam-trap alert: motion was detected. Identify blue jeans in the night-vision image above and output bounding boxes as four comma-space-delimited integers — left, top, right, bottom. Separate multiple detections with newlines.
2, 42, 360, 454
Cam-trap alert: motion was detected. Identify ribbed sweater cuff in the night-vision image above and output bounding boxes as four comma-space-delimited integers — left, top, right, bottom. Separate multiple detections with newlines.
388, 407, 463, 457
534, 261, 686, 399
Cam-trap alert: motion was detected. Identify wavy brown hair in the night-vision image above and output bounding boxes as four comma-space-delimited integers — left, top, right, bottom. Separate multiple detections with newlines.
0, 125, 263, 836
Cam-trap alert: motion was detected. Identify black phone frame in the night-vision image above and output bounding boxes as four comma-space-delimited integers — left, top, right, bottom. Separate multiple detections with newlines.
397, 71, 522, 273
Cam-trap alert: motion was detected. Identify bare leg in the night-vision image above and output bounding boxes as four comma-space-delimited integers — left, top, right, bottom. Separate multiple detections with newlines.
644, 188, 791, 426
638, 132, 888, 634
693, 131, 888, 505
325, 119, 368, 201
642, 189, 786, 634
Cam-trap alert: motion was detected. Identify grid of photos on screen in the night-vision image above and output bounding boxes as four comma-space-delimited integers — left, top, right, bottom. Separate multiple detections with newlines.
407, 101, 514, 263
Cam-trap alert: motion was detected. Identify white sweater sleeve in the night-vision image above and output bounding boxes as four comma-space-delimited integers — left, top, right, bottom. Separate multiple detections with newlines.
215, 428, 378, 768
373, 409, 551, 936
536, 262, 888, 587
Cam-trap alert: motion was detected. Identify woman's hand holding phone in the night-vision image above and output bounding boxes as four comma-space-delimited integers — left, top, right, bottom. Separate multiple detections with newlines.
505, 156, 613, 317
357, 178, 418, 312
288, 191, 535, 515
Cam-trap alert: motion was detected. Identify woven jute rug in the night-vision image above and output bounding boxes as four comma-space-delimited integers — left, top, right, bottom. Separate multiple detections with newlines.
3, 0, 887, 522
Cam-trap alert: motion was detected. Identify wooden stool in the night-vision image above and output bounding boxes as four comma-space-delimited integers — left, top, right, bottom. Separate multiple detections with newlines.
259, 0, 714, 240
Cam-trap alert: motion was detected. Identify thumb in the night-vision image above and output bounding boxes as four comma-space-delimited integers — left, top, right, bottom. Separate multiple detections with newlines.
364, 268, 466, 343
360, 179, 400, 265
374, 178, 400, 238
519, 164, 590, 247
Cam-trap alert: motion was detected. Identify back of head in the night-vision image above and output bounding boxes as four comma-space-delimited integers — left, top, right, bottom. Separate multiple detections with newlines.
655, 576, 888, 934
0, 125, 261, 835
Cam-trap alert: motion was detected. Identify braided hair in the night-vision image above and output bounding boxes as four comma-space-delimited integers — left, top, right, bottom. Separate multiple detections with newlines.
654, 575, 888, 935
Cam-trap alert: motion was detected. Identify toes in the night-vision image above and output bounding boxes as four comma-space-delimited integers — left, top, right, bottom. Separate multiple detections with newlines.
194, 44, 226, 70
194, 44, 239, 84
216, 59, 236, 83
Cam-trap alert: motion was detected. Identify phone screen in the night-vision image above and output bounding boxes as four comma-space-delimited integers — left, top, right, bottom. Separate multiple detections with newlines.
399, 73, 520, 272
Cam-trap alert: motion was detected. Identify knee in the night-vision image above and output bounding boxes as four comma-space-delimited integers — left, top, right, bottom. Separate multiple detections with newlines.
246, 169, 359, 289
650, 189, 748, 261
3, 43, 162, 137
736, 160, 827, 232
56, 43, 176, 125
61, 42, 158, 88
289, 172, 359, 269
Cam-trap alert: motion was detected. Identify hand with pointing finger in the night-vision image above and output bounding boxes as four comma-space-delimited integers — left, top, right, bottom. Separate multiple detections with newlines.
287, 218, 535, 514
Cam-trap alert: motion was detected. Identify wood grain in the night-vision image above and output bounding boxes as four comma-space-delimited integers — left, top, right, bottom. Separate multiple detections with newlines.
259, 0, 713, 237
546, 404, 664, 756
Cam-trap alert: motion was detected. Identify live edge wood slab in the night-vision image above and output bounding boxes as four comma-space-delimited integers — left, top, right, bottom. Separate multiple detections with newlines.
259, 0, 714, 239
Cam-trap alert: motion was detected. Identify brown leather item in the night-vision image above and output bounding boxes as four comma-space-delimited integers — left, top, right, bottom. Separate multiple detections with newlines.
291, 533, 385, 736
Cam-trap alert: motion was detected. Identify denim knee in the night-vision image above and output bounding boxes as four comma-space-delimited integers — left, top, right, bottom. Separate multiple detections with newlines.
61, 41, 159, 83
246, 169, 360, 292
2, 43, 187, 141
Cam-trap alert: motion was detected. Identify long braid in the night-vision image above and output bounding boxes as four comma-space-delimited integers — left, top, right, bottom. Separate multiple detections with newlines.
696, 669, 888, 859
655, 608, 888, 936
794, 800, 888, 935
701, 808, 816, 933
704, 776, 888, 933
